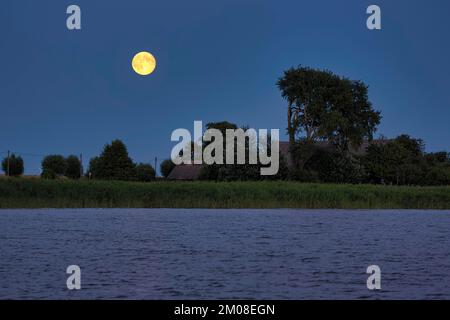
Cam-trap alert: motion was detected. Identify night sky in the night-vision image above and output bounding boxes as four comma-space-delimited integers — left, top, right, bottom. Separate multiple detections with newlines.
1, 0, 449, 174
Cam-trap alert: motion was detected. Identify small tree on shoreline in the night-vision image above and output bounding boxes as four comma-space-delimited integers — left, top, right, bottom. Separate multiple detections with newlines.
1, 154, 24, 177
65, 155, 82, 179
42, 155, 67, 176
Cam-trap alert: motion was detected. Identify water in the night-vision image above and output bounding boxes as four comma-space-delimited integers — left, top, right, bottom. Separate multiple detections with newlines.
0, 209, 450, 299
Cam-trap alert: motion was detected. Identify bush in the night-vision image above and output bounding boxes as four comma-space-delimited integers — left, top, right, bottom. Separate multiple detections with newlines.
160, 159, 176, 178
288, 169, 320, 182
199, 156, 289, 182
424, 166, 450, 186
41, 169, 57, 180
42, 155, 67, 176
135, 163, 156, 182
1, 154, 24, 177
304, 149, 364, 184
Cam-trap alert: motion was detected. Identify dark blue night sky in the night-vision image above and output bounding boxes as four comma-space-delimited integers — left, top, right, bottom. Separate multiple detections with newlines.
1, 0, 449, 174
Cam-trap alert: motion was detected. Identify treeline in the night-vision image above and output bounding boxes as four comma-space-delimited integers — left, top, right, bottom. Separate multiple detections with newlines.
1, 153, 86, 179
291, 134, 450, 186
1, 140, 158, 182
172, 120, 449, 186
2, 135, 448, 186
41, 155, 82, 179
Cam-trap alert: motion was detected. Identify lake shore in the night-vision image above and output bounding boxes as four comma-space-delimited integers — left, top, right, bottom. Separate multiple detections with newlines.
0, 178, 449, 209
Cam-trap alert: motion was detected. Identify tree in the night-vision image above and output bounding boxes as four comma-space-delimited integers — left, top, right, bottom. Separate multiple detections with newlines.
277, 66, 381, 161
135, 163, 156, 182
1, 154, 24, 177
87, 140, 136, 180
65, 155, 82, 179
199, 121, 288, 181
160, 159, 176, 178
42, 155, 67, 176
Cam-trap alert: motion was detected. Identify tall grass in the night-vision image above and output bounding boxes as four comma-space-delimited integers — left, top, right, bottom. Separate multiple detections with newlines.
0, 178, 449, 209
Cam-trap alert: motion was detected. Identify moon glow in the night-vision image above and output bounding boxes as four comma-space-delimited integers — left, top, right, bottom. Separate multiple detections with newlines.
132, 51, 156, 76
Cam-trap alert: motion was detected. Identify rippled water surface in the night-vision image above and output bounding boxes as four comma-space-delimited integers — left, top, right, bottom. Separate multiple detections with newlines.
1, 209, 450, 299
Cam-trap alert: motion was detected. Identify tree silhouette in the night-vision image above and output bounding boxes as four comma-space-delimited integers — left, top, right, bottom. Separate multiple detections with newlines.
88, 140, 136, 180
1, 154, 24, 177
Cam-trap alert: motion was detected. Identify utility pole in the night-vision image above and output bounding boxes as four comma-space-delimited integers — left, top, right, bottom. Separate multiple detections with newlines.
154, 157, 158, 177
6, 150, 10, 177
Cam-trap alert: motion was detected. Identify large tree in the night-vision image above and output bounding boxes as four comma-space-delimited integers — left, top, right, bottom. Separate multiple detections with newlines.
277, 66, 381, 151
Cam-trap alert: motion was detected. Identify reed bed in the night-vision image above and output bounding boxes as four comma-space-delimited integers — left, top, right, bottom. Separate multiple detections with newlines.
0, 178, 449, 209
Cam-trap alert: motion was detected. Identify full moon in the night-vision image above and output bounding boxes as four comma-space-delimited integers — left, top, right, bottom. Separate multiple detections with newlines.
132, 51, 156, 76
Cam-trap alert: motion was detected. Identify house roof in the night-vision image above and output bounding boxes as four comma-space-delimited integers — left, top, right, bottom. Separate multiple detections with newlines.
167, 164, 203, 180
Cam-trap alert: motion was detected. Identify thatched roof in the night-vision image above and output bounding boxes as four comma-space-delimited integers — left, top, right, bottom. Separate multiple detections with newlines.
167, 164, 203, 180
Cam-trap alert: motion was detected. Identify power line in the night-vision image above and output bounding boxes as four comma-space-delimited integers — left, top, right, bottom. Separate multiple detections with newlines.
3, 151, 79, 158
11, 152, 48, 157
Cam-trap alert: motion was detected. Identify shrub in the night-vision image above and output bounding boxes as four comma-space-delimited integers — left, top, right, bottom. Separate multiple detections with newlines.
288, 169, 320, 182
304, 149, 364, 184
41, 169, 57, 180
424, 166, 450, 186
135, 163, 156, 182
